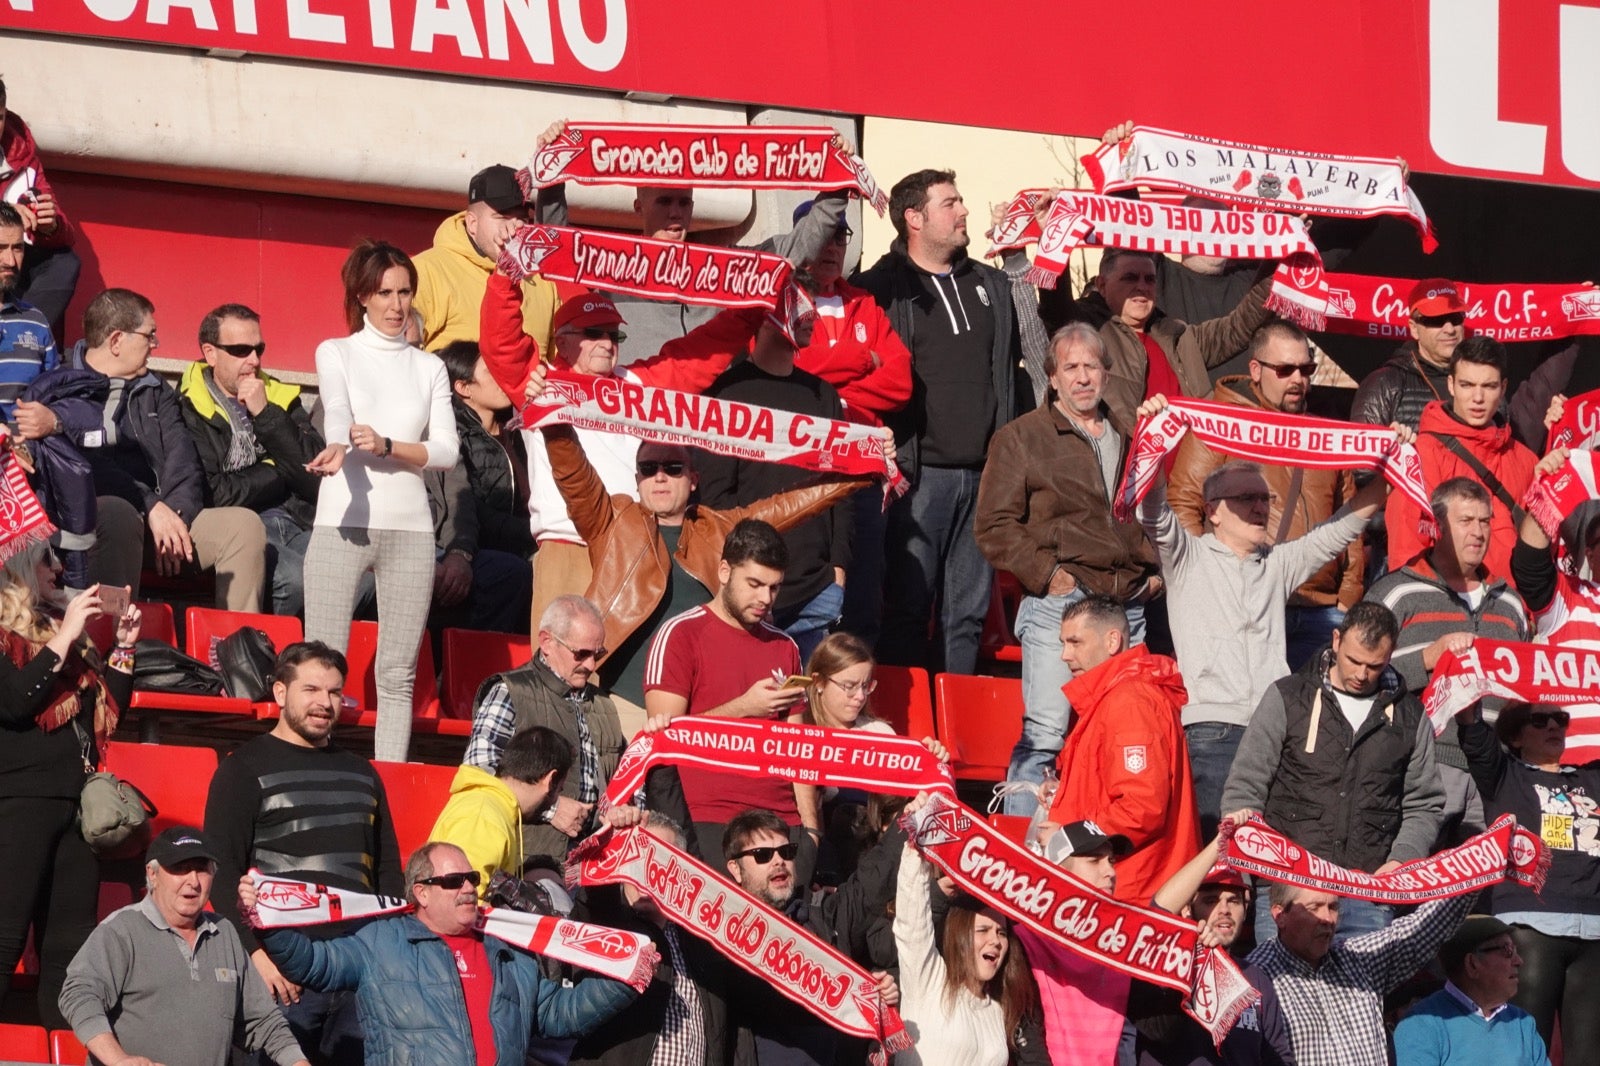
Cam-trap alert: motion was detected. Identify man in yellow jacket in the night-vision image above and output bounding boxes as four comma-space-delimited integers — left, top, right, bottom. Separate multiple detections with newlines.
429, 726, 573, 898
413, 164, 560, 355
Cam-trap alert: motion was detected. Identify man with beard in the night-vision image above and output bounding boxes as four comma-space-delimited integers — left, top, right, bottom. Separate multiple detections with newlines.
1222, 602, 1445, 940
1169, 322, 1365, 669
204, 642, 403, 1066
1393, 917, 1549, 1066
0, 201, 56, 422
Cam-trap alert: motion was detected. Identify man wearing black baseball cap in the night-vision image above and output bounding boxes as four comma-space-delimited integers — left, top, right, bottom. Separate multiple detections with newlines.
413, 163, 560, 356
60, 826, 308, 1066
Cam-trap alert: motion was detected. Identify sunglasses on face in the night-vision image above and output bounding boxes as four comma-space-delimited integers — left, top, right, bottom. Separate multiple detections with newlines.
416, 870, 482, 890
211, 342, 267, 359
1529, 711, 1571, 729
731, 842, 799, 865
1213, 492, 1272, 506
636, 460, 687, 478
1255, 360, 1317, 379
578, 327, 626, 343
1414, 312, 1465, 328
551, 632, 606, 663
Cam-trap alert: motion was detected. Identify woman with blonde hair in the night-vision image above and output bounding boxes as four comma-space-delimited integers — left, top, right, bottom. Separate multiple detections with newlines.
0, 543, 139, 1027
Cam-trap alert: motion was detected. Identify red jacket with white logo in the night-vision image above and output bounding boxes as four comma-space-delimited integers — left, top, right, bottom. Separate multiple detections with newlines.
794, 279, 912, 426
1046, 645, 1200, 905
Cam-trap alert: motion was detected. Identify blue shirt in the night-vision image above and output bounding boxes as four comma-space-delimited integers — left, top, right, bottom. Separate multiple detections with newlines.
1392, 986, 1549, 1066
0, 296, 57, 421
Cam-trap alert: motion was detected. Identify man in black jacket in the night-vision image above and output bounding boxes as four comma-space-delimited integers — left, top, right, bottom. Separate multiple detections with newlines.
178, 304, 326, 616
30, 289, 266, 609
851, 168, 1022, 673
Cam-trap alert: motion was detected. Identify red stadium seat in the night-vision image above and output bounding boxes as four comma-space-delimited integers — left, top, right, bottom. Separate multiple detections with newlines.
104, 740, 220, 834
184, 607, 304, 663
871, 665, 935, 741
440, 628, 532, 719
979, 573, 1023, 665
344, 621, 440, 718
933, 673, 1024, 782
0, 1022, 49, 1063
989, 813, 1033, 848
86, 600, 176, 654
373, 761, 459, 858
49, 1029, 87, 1065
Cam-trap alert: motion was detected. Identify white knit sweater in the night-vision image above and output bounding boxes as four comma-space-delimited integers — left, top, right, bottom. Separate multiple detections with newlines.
313, 322, 459, 534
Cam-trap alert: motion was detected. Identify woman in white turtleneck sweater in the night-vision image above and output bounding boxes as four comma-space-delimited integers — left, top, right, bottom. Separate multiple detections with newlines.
302, 240, 458, 762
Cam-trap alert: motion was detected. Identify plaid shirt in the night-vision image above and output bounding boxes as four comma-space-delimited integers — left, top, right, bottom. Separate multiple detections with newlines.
1248, 893, 1471, 1066
463, 656, 599, 820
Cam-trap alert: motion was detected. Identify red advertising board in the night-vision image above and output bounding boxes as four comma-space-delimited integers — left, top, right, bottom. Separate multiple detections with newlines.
5, 0, 1595, 191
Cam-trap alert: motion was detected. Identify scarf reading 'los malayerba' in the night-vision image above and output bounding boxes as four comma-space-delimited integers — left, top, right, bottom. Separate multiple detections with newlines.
1114, 398, 1433, 531
500, 224, 792, 310
899, 792, 1259, 1048
520, 369, 906, 496
570, 826, 912, 1063
600, 717, 954, 811
1220, 816, 1549, 905
524, 123, 888, 214
242, 873, 659, 992
1081, 126, 1435, 252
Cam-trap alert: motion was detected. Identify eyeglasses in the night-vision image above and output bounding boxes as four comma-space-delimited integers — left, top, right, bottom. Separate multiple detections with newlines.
211, 342, 267, 359
573, 327, 626, 344
1212, 492, 1272, 506
731, 842, 799, 864
1529, 710, 1571, 729
551, 632, 607, 663
1255, 361, 1317, 379
416, 870, 482, 890
1414, 312, 1466, 328
826, 676, 878, 697
636, 460, 687, 478
1474, 942, 1519, 959
125, 329, 160, 348
829, 227, 854, 244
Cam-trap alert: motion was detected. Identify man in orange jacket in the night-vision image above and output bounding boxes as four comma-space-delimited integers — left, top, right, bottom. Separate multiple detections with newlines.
1044, 595, 1200, 904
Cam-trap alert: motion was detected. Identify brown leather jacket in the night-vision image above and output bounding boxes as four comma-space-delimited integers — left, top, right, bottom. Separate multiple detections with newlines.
1167, 375, 1364, 608
544, 426, 866, 656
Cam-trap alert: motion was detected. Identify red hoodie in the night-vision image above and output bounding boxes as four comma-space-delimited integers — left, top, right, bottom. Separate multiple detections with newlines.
793, 279, 912, 426
1045, 645, 1199, 906
1385, 400, 1537, 585
1, 111, 75, 248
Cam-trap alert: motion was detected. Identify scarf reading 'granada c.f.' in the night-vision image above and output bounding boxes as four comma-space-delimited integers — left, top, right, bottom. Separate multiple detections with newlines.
520, 369, 906, 496
524, 123, 888, 214
1423, 638, 1600, 744
570, 826, 912, 1063
500, 224, 792, 310
600, 717, 955, 811
1220, 815, 1549, 903
1545, 388, 1600, 452
1081, 126, 1435, 252
1114, 398, 1432, 529
899, 793, 1258, 1047
242, 874, 660, 992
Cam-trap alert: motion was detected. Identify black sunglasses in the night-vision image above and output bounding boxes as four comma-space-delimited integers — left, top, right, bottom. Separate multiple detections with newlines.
416, 870, 482, 890
731, 842, 799, 864
1529, 711, 1571, 729
637, 460, 687, 478
1254, 361, 1317, 379
1413, 312, 1465, 328
580, 328, 626, 343
211, 342, 267, 359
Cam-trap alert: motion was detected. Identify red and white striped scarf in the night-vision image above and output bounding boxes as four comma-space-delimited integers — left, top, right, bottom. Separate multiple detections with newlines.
1545, 388, 1600, 452
1424, 637, 1600, 743
1278, 272, 1600, 345
0, 431, 56, 563
524, 123, 888, 214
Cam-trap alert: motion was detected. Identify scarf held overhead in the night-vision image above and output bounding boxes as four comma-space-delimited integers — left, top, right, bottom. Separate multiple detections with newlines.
1082, 126, 1435, 251
1424, 637, 1600, 746
601, 717, 956, 810
521, 369, 905, 493
1296, 273, 1600, 345
1545, 388, 1600, 452
242, 873, 659, 992
1114, 398, 1432, 529
900, 792, 1259, 1048
1220, 815, 1548, 903
525, 123, 887, 214
501, 225, 792, 310
570, 826, 912, 1062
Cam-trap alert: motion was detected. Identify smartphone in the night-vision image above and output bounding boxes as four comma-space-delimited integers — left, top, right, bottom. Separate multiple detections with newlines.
98, 585, 130, 619
780, 675, 813, 689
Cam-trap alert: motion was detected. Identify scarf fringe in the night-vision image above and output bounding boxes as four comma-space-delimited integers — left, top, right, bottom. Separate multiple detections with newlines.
0, 522, 55, 565
1264, 291, 1326, 332
1024, 264, 1063, 290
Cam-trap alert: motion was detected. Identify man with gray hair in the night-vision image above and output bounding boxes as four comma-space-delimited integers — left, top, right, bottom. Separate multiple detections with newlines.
1137, 393, 1406, 836
464, 594, 627, 870
977, 323, 1160, 816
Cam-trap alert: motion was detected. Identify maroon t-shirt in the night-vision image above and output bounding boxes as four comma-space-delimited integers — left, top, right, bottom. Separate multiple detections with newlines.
643, 605, 802, 823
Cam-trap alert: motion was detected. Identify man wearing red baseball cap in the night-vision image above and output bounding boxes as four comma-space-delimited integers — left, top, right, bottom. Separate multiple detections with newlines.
1351, 277, 1468, 432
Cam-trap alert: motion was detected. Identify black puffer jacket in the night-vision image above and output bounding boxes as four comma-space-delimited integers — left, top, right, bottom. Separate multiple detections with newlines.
449, 398, 531, 557
1350, 344, 1451, 432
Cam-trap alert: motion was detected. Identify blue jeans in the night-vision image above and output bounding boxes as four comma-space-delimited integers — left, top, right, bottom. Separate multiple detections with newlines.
1186, 721, 1246, 841
1285, 604, 1345, 672
783, 581, 845, 665
877, 466, 991, 676
841, 484, 889, 647
1003, 589, 1147, 817
1254, 882, 1394, 947
255, 987, 364, 1066
428, 547, 532, 634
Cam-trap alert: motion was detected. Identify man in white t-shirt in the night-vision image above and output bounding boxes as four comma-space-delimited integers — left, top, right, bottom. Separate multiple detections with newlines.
1221, 601, 1445, 942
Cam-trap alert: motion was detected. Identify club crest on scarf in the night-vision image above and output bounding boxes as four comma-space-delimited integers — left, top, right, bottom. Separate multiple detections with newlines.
769, 281, 817, 347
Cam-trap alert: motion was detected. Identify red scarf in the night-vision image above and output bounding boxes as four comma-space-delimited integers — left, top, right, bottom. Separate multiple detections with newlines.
1281, 272, 1600, 345
1082, 126, 1435, 251
1220, 815, 1549, 902
1425, 637, 1600, 731
1545, 388, 1600, 452
243, 874, 660, 992
570, 826, 911, 1062
6, 628, 115, 743
519, 369, 905, 494
901, 793, 1259, 1047
500, 224, 792, 310
1114, 398, 1432, 530
600, 717, 955, 811
0, 435, 56, 563
524, 123, 888, 214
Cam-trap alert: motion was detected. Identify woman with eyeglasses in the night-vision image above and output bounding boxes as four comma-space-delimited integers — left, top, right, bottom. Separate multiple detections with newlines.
1457, 699, 1600, 1064
0, 543, 138, 1027
302, 240, 459, 763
